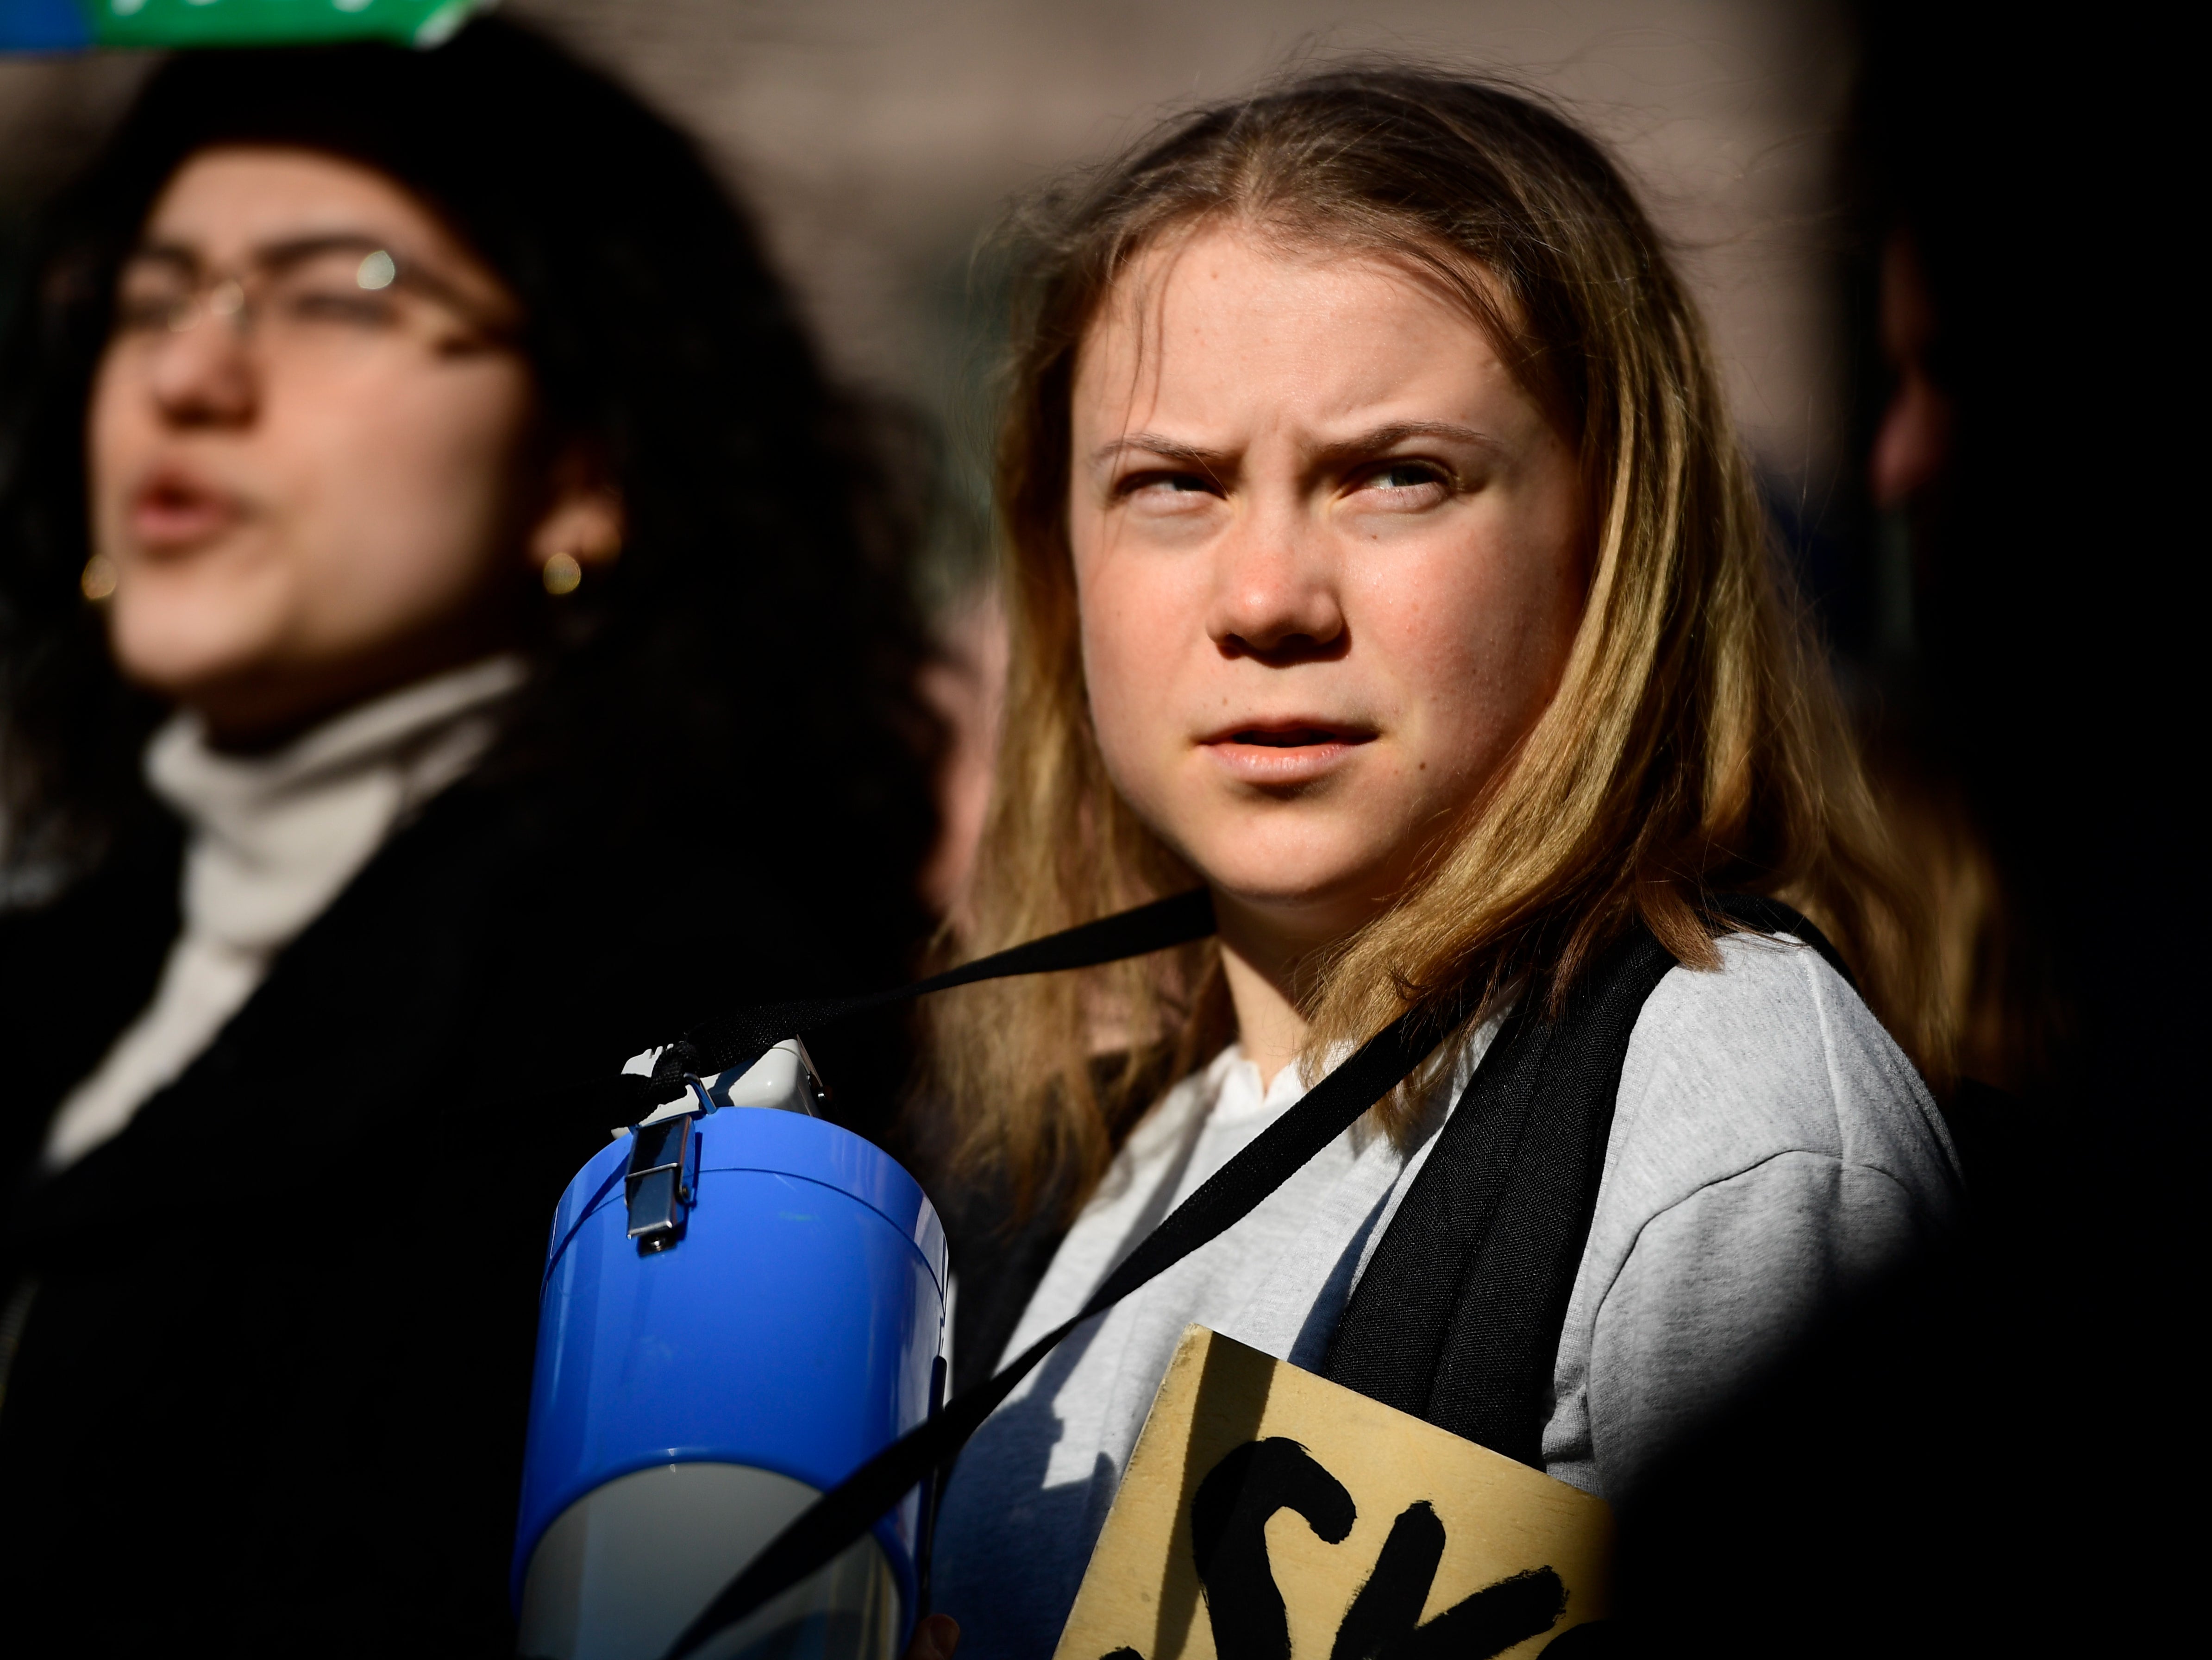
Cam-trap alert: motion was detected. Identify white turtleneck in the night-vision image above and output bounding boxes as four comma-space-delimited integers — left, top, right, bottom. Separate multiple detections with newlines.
39, 655, 528, 1173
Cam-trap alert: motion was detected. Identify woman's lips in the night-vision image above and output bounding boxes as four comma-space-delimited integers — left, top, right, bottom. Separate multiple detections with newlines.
127, 470, 243, 551
1199, 720, 1376, 784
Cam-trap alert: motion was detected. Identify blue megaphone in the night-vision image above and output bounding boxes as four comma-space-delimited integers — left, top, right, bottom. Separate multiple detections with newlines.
512, 1039, 947, 1660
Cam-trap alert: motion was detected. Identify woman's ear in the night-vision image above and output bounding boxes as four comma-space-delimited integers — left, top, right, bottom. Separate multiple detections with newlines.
527, 445, 625, 593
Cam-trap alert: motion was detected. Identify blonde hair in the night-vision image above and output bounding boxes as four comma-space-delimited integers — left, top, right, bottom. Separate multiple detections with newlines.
930, 67, 1944, 1220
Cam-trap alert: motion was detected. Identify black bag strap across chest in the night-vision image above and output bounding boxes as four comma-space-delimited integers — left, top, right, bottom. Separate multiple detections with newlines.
1323, 895, 1847, 1465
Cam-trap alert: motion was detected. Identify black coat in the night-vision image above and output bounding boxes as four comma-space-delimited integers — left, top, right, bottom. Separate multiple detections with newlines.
0, 770, 922, 1655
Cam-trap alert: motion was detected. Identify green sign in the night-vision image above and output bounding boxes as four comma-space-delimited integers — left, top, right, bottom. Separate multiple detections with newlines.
3, 0, 493, 51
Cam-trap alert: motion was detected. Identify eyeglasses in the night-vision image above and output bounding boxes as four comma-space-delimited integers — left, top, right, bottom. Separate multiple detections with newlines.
107, 236, 515, 371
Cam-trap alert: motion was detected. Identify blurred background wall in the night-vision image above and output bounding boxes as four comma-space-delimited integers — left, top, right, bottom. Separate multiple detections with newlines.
2, 0, 1864, 615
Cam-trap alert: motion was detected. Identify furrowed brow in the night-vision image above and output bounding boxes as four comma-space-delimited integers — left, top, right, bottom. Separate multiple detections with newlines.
1088, 432, 1234, 474
1310, 421, 1500, 465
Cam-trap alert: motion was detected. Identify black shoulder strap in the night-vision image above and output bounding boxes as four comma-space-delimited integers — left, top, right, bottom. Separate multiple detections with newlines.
1323, 897, 1845, 1464
644, 887, 1222, 1094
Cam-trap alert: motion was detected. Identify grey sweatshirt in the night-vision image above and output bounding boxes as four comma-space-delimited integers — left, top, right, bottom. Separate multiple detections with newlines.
929, 931, 1962, 1658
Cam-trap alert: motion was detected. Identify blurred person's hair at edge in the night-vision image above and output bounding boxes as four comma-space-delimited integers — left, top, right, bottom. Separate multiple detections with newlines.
0, 19, 941, 1652
915, 65, 1966, 1658
1606, 9, 2193, 1656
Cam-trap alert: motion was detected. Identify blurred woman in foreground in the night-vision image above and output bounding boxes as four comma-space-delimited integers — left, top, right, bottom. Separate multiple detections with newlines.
0, 22, 937, 1653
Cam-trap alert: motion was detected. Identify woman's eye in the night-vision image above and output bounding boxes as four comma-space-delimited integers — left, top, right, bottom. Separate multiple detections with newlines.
1123, 472, 1219, 509
1371, 463, 1446, 491
1354, 461, 1452, 505
282, 289, 398, 328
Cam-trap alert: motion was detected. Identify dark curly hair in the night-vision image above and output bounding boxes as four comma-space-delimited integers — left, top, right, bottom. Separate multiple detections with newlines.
0, 19, 941, 942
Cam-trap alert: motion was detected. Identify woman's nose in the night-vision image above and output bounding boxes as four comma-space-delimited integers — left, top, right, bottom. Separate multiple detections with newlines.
1206, 510, 1346, 659
145, 311, 259, 428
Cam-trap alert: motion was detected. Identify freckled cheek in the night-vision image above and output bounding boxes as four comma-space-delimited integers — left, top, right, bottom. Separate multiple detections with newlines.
1079, 596, 1160, 767
1361, 575, 1557, 792
1077, 558, 1197, 801
1387, 647, 1501, 797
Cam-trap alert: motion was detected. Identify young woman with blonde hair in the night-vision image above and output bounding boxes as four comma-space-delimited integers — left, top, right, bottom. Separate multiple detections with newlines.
921, 66, 1960, 1654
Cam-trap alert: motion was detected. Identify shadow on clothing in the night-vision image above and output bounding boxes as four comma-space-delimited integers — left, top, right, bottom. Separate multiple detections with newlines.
932, 1312, 1123, 1658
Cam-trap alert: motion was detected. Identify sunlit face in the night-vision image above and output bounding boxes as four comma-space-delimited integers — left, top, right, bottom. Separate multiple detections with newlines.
1070, 223, 1588, 949
87, 147, 539, 743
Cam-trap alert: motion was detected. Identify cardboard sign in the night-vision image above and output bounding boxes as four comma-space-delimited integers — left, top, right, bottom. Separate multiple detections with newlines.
1054, 1327, 1613, 1660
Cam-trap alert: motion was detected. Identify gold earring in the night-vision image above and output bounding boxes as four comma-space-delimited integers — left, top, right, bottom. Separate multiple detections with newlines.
81, 554, 119, 602
542, 552, 583, 596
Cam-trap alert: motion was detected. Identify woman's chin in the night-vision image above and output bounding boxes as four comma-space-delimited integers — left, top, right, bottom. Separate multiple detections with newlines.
1199, 859, 1404, 939
110, 630, 277, 702
108, 579, 296, 692
109, 629, 336, 744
